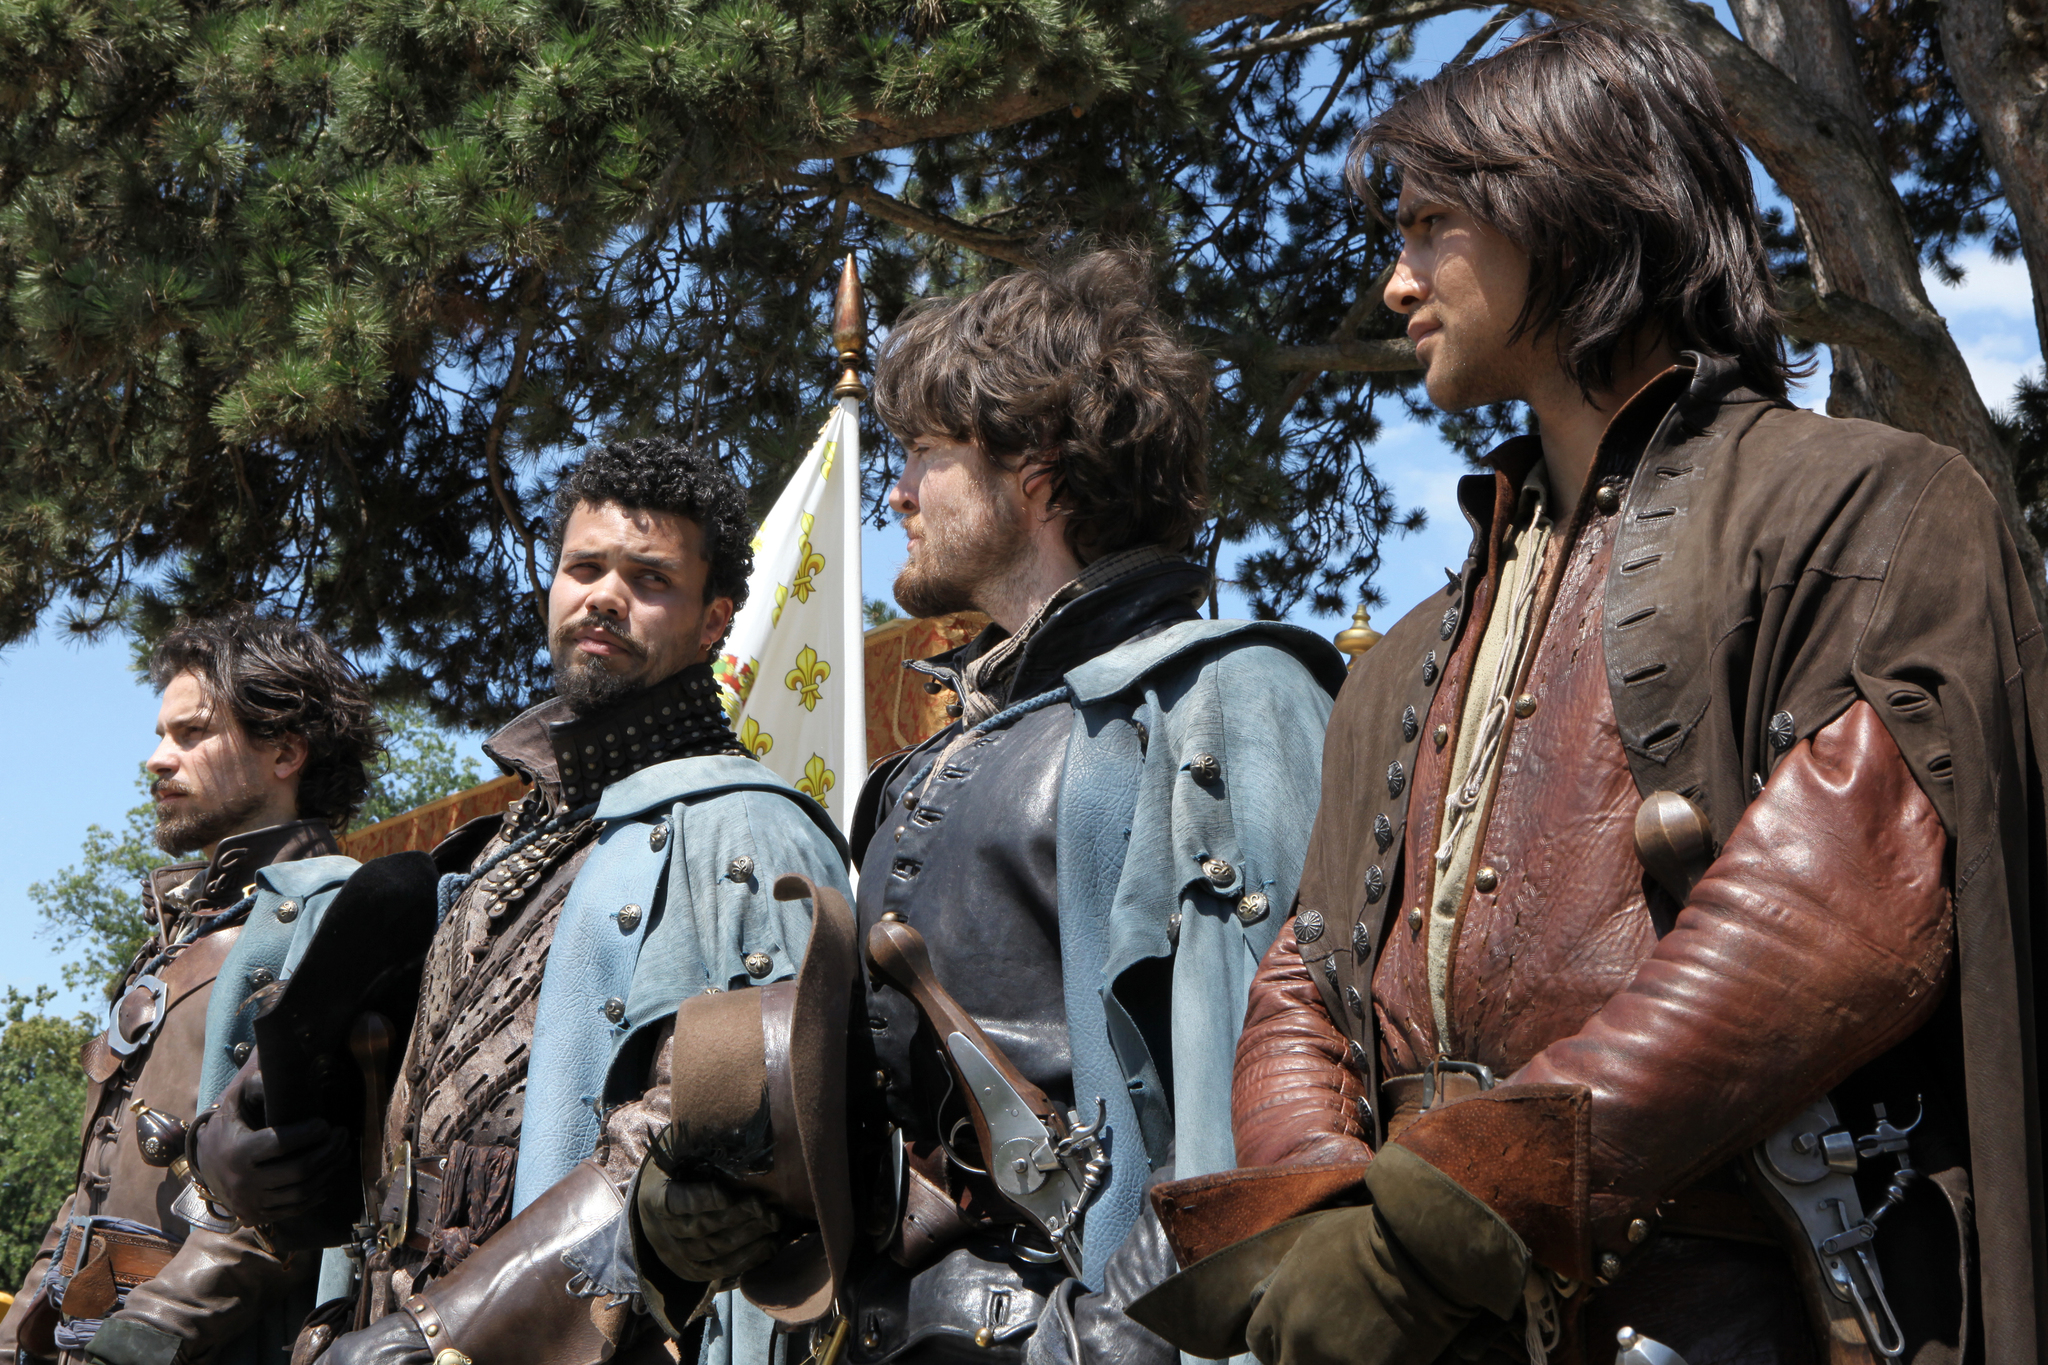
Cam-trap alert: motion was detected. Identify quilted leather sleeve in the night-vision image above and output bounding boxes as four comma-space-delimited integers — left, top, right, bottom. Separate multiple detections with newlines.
1232, 921, 1373, 1168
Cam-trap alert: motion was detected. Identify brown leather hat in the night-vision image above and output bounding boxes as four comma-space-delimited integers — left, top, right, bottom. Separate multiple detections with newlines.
665, 872, 856, 1325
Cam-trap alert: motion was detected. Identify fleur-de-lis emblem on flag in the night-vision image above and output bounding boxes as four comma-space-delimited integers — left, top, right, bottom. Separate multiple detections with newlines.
771, 584, 789, 627
739, 718, 773, 758
791, 513, 826, 605
799, 754, 836, 807
785, 645, 830, 712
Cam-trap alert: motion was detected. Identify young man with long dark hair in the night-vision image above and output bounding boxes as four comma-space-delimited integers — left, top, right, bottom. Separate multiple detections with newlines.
1148, 19, 2045, 1365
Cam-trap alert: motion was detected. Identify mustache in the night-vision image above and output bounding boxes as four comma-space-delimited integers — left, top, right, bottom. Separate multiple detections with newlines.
150, 779, 193, 801
554, 614, 646, 660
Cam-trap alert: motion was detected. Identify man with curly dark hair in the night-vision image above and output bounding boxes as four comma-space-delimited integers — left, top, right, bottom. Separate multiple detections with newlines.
3, 614, 379, 1365
628, 251, 1348, 1365
200, 436, 853, 1365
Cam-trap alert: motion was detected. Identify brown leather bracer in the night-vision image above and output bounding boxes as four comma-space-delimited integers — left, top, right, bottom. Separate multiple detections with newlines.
1232, 922, 1372, 1168
1506, 700, 1953, 1258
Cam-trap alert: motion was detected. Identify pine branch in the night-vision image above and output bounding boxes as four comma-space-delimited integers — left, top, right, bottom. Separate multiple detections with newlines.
798, 176, 1039, 267
1207, 2, 1483, 63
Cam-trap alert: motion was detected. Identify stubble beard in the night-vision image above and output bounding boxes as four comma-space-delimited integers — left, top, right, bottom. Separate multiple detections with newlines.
153, 782, 267, 856
551, 616, 660, 717
893, 477, 1034, 619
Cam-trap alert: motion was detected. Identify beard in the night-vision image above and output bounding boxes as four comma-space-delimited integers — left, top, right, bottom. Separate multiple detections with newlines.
152, 781, 266, 856
894, 472, 1034, 619
551, 614, 658, 716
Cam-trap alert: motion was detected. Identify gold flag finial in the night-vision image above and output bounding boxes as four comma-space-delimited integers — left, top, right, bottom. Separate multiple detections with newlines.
831, 254, 867, 403
1334, 603, 1382, 665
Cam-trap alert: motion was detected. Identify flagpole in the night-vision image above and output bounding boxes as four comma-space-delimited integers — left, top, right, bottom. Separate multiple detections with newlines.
831, 255, 869, 828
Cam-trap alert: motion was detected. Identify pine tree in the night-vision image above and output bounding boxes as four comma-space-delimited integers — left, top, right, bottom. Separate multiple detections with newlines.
1, 0, 2042, 726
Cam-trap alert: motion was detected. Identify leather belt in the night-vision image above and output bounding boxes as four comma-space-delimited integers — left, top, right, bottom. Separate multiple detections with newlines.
56, 1226, 177, 1286
376, 1153, 447, 1255
1381, 1063, 1493, 1140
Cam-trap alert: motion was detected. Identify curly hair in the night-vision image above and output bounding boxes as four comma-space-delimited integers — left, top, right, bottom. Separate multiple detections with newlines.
872, 249, 1211, 562
1349, 18, 1804, 400
549, 437, 755, 633
149, 613, 386, 832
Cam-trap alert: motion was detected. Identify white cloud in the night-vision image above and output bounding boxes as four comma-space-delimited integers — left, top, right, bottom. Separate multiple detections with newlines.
1927, 248, 2040, 327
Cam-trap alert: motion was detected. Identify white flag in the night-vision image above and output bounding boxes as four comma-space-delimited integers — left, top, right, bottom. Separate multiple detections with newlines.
715, 398, 867, 830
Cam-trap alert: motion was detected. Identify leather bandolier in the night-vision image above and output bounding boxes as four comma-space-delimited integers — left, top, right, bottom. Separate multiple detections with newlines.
0, 822, 341, 1365
350, 666, 743, 1365
1236, 363, 1966, 1364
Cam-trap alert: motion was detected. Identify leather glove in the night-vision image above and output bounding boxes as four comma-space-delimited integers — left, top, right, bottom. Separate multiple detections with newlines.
632, 1163, 782, 1283
1243, 1145, 1529, 1365
313, 1314, 431, 1365
191, 1056, 349, 1226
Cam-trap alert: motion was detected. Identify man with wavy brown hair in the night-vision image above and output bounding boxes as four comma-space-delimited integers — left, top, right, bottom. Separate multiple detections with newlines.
1137, 17, 2046, 1365
1, 613, 381, 1365
629, 250, 1346, 1365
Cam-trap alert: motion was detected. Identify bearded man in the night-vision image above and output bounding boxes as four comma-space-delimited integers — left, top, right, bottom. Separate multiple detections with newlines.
628, 250, 1348, 1365
1146, 19, 2047, 1365
203, 437, 854, 1365
0, 615, 380, 1365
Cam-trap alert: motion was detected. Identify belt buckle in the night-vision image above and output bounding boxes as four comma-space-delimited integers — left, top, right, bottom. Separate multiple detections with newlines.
377, 1140, 414, 1251
1420, 1057, 1495, 1112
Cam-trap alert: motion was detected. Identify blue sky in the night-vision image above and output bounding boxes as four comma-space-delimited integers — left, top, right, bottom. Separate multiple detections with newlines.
1, 7, 2040, 1016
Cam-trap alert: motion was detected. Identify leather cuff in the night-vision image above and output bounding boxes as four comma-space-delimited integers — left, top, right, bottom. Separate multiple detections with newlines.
1385, 1082, 1592, 1284
406, 1161, 635, 1365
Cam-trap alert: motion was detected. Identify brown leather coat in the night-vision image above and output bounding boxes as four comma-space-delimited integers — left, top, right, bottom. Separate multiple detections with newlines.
0, 822, 340, 1365
1235, 357, 2047, 1363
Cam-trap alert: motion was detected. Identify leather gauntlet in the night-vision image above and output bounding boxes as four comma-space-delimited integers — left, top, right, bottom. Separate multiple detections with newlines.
1232, 922, 1372, 1168
401, 1160, 636, 1365
1414, 702, 1952, 1270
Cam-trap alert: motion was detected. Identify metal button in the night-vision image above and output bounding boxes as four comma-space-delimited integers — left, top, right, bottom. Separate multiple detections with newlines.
1188, 753, 1221, 785
1422, 651, 1439, 684
1474, 867, 1499, 893
274, 899, 298, 923
232, 1041, 253, 1065
1167, 911, 1181, 945
1202, 857, 1234, 888
1750, 772, 1765, 798
1433, 724, 1449, 748
1236, 891, 1271, 925
1440, 608, 1459, 640
649, 824, 669, 852
603, 998, 627, 1024
248, 966, 276, 988
726, 856, 755, 883
1401, 706, 1418, 743
1513, 694, 1537, 718
1408, 906, 1423, 932
1628, 1218, 1651, 1244
1353, 920, 1371, 956
617, 904, 643, 933
1386, 760, 1406, 799
1364, 864, 1385, 904
1345, 986, 1366, 1017
946, 703, 963, 718
1599, 1252, 1622, 1280
1769, 710, 1796, 751
1347, 1040, 1368, 1071
744, 952, 773, 978
1374, 814, 1394, 851
1294, 909, 1325, 943
1595, 483, 1622, 514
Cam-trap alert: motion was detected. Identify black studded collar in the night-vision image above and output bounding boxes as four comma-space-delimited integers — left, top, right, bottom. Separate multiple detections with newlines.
484, 663, 745, 809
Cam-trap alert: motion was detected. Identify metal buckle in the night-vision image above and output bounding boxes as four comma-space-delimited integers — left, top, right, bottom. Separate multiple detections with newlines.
377, 1140, 414, 1251
105, 975, 169, 1058
1420, 1057, 1494, 1112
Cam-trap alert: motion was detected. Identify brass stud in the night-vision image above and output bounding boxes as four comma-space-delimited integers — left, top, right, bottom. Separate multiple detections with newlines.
1408, 906, 1423, 932
1188, 752, 1221, 784
744, 952, 773, 978
424, 1324, 439, 1337
1433, 724, 1449, 748
617, 904, 643, 933
1599, 1252, 1623, 1280
1628, 1218, 1651, 1244
1595, 483, 1622, 514
649, 825, 668, 852
872, 1071, 888, 1091
275, 899, 299, 923
1202, 857, 1234, 888
1236, 891, 1271, 925
1474, 867, 1499, 893
1513, 694, 1537, 718
603, 997, 626, 1024
974, 1328, 994, 1348
232, 1041, 253, 1064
